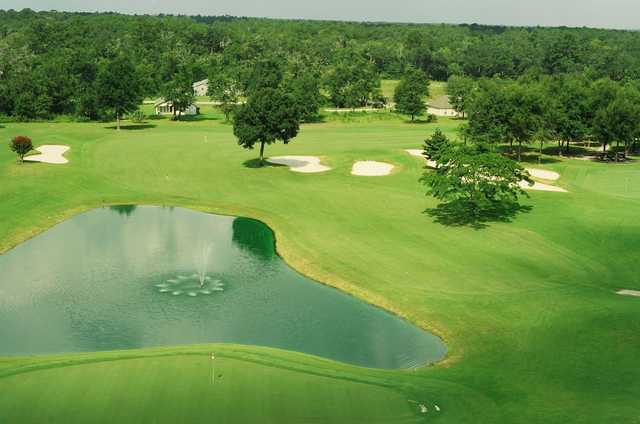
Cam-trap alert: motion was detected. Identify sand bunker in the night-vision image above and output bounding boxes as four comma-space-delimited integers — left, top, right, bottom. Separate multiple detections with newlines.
406, 151, 566, 191
519, 181, 568, 193
617, 289, 640, 297
266, 156, 331, 173
521, 168, 566, 192
406, 149, 437, 168
527, 168, 560, 181
25, 145, 70, 164
351, 161, 394, 176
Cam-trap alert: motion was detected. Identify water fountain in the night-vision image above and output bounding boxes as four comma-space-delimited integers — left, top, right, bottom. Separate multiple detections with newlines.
196, 243, 213, 288
156, 243, 224, 297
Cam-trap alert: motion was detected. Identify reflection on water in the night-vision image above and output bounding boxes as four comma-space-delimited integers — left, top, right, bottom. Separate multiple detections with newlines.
0, 206, 446, 369
109, 205, 137, 217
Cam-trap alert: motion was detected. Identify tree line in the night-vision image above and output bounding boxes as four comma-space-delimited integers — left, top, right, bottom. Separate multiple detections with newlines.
2, 9, 640, 120
447, 74, 640, 159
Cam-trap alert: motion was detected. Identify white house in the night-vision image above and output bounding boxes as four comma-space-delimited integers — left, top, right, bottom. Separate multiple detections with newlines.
154, 98, 199, 116
427, 95, 460, 117
193, 79, 209, 96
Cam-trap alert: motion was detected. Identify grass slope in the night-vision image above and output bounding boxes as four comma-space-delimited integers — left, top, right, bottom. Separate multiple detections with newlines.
381, 79, 446, 102
0, 112, 639, 423
0, 346, 422, 424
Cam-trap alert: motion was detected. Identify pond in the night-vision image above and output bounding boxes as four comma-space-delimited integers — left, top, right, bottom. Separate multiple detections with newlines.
0, 206, 446, 369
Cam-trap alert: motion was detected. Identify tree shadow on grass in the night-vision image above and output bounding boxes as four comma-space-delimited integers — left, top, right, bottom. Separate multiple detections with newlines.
541, 145, 591, 157
424, 199, 532, 230
177, 114, 219, 122
242, 158, 287, 169
517, 153, 562, 165
105, 124, 157, 131
402, 118, 436, 125
302, 115, 327, 124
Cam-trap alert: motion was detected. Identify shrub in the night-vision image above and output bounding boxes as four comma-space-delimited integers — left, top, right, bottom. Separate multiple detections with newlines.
130, 110, 145, 123
9, 136, 33, 163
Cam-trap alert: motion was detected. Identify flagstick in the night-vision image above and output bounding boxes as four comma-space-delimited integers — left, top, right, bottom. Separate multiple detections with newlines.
211, 353, 215, 385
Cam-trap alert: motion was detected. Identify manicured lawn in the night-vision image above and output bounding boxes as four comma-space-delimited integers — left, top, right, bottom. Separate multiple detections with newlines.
429, 81, 447, 99
381, 79, 446, 101
0, 347, 422, 424
381, 79, 400, 100
0, 112, 639, 423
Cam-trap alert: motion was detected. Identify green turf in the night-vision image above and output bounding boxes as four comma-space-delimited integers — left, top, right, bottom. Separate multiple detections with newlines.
381, 79, 400, 100
0, 347, 422, 424
381, 80, 446, 102
0, 112, 639, 423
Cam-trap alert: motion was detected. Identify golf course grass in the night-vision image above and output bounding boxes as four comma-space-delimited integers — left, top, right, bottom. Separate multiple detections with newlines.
380, 79, 446, 102
1, 110, 639, 423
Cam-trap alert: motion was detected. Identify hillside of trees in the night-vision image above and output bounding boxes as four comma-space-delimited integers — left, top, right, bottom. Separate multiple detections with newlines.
2, 9, 640, 120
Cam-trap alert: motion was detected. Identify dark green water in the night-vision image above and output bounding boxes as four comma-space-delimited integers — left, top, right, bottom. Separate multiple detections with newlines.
0, 206, 446, 369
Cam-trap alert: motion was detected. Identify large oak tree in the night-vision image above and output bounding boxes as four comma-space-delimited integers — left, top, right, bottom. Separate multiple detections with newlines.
233, 88, 302, 164
95, 54, 143, 130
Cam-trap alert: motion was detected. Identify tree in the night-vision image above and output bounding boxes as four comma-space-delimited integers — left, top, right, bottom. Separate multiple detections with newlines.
233, 88, 301, 164
208, 72, 242, 121
544, 75, 591, 155
244, 57, 284, 95
593, 85, 640, 158
9, 135, 33, 163
324, 51, 381, 109
590, 79, 622, 155
403, 31, 448, 80
466, 79, 512, 146
394, 68, 429, 121
506, 83, 546, 162
612, 86, 640, 155
467, 80, 545, 161
162, 74, 195, 121
423, 129, 450, 164
422, 143, 530, 209
542, 33, 583, 75
96, 54, 143, 130
285, 72, 324, 123
447, 75, 476, 118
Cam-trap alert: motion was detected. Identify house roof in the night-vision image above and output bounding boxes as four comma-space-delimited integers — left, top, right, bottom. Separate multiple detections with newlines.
193, 79, 209, 88
428, 95, 453, 110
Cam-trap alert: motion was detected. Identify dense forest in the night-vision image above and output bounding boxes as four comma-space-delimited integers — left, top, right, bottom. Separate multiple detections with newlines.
1, 8, 640, 120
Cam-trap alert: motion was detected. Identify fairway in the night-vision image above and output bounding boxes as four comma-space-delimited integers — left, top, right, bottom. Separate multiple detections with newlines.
380, 80, 446, 102
1, 112, 640, 423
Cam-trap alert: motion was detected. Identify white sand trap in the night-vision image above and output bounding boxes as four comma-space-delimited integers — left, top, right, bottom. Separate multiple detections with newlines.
527, 168, 560, 181
267, 156, 331, 173
519, 180, 568, 193
617, 289, 640, 297
24, 145, 70, 164
406, 149, 437, 168
406, 149, 424, 158
351, 161, 394, 176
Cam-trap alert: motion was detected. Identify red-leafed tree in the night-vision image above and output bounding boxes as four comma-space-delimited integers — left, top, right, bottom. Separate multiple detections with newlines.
9, 136, 33, 163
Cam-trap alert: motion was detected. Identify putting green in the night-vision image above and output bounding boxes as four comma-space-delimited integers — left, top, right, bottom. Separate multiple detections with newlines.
1, 110, 639, 423
0, 352, 420, 424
